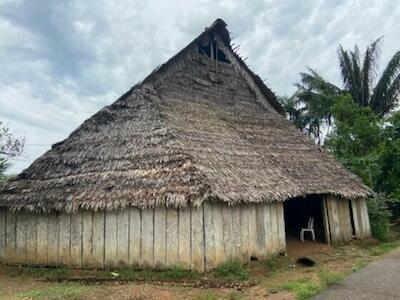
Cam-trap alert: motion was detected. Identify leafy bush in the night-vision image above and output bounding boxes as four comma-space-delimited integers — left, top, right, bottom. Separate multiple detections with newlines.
368, 194, 391, 241
214, 261, 249, 281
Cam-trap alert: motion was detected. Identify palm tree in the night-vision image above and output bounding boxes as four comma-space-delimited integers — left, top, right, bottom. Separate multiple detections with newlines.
338, 37, 400, 115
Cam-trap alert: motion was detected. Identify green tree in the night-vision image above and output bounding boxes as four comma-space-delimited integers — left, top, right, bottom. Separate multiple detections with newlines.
0, 121, 24, 185
324, 95, 383, 187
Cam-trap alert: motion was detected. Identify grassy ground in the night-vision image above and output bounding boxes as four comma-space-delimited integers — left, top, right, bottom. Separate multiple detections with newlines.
1, 237, 399, 299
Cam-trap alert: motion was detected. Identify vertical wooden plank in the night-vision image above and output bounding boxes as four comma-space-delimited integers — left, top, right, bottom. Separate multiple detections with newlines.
70, 212, 82, 267
36, 213, 48, 265
16, 211, 27, 263
166, 208, 179, 267
222, 204, 233, 260
270, 203, 279, 254
5, 211, 17, 263
363, 200, 371, 236
277, 202, 286, 252
357, 199, 367, 238
153, 208, 166, 268
0, 208, 6, 262
58, 213, 71, 266
191, 205, 204, 272
117, 209, 129, 267
128, 208, 141, 266
326, 195, 341, 245
47, 213, 59, 266
92, 211, 105, 268
337, 199, 352, 242
178, 207, 191, 268
82, 210, 93, 268
231, 205, 241, 260
255, 204, 266, 258
203, 202, 216, 270
26, 213, 38, 265
248, 205, 257, 258
351, 199, 361, 238
212, 203, 224, 266
105, 210, 118, 268
264, 204, 272, 257
141, 209, 154, 267
322, 197, 331, 245
239, 204, 250, 262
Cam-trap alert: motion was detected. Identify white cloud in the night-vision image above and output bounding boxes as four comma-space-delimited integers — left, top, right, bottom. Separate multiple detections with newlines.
0, 0, 399, 173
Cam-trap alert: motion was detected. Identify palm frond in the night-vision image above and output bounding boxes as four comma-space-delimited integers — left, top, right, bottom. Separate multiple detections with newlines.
372, 50, 400, 115
338, 46, 355, 91
351, 46, 362, 104
361, 37, 383, 106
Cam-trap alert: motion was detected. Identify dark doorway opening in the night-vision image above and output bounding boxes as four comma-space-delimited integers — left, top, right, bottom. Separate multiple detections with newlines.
284, 195, 326, 243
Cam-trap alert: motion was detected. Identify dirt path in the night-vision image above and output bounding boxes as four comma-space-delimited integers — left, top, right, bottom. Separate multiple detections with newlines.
311, 247, 400, 300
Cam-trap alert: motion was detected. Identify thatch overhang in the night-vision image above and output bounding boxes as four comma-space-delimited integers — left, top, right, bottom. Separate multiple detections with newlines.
0, 19, 373, 213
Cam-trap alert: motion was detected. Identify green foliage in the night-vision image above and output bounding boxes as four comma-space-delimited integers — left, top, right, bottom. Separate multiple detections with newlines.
324, 95, 383, 187
369, 241, 400, 256
265, 257, 278, 273
318, 270, 345, 286
367, 195, 391, 241
214, 261, 249, 281
16, 283, 89, 300
281, 278, 323, 300
281, 271, 345, 300
117, 265, 200, 281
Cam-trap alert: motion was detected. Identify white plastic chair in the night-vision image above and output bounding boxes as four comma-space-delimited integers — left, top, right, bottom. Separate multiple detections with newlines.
300, 217, 316, 242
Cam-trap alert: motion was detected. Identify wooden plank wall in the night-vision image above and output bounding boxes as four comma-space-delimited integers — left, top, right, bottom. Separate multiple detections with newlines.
351, 198, 371, 239
0, 202, 285, 271
325, 195, 371, 245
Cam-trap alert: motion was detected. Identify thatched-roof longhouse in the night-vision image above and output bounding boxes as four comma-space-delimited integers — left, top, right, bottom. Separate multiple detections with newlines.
0, 19, 372, 271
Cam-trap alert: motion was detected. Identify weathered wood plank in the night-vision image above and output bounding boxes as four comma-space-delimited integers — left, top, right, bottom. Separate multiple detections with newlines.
58, 213, 70, 266
47, 213, 59, 265
270, 203, 279, 254
141, 209, 154, 267
70, 212, 82, 267
203, 202, 216, 270
105, 210, 118, 268
0, 208, 6, 262
117, 209, 129, 267
16, 211, 27, 263
128, 208, 141, 266
322, 197, 331, 244
153, 208, 166, 268
92, 211, 105, 268
248, 205, 257, 258
166, 208, 179, 267
82, 210, 93, 268
5, 211, 17, 263
36, 214, 48, 265
239, 204, 250, 262
351, 199, 361, 238
222, 204, 233, 260
337, 199, 352, 242
263, 204, 272, 257
363, 200, 371, 236
231, 205, 241, 259
326, 195, 341, 245
191, 205, 204, 272
277, 202, 286, 253
212, 203, 224, 266
255, 204, 266, 258
178, 207, 191, 268
25, 213, 38, 265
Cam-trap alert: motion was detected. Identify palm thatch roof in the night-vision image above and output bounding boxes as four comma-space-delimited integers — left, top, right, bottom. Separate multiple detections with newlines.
0, 19, 372, 212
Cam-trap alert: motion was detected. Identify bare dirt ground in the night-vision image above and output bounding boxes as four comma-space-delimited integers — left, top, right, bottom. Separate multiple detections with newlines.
0, 239, 397, 300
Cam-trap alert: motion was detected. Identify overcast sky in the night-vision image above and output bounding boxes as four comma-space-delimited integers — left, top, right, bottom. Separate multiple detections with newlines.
0, 0, 399, 174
